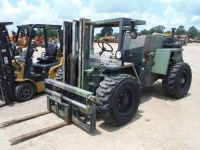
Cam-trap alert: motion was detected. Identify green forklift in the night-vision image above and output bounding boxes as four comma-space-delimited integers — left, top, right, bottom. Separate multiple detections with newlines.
45, 18, 192, 131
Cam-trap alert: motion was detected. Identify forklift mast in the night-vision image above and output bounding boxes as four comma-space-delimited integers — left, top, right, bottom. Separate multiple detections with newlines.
63, 19, 93, 89
0, 22, 16, 104
45, 19, 96, 131
78, 18, 92, 89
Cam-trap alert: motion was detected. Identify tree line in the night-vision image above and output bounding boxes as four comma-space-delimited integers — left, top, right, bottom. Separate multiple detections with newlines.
140, 25, 200, 38
36, 28, 58, 37
96, 25, 200, 39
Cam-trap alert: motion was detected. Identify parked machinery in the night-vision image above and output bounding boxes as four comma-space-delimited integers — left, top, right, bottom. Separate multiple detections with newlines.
44, 18, 191, 131
0, 23, 63, 105
0, 18, 192, 143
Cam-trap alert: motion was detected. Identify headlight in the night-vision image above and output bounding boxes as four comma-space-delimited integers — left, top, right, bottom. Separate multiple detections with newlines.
115, 50, 122, 59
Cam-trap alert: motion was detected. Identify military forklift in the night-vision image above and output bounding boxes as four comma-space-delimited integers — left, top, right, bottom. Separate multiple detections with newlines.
0, 23, 63, 105
44, 17, 192, 131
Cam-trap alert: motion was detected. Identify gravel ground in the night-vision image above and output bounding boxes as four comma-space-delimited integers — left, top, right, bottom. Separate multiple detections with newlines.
0, 43, 200, 150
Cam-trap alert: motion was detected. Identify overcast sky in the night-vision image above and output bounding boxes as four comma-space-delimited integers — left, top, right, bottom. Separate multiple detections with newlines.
0, 0, 200, 32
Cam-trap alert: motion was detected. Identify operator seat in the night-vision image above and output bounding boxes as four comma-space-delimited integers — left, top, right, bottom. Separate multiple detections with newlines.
31, 43, 59, 78
37, 44, 58, 63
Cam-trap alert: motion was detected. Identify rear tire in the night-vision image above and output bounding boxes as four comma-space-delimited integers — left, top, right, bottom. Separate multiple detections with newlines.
96, 74, 140, 126
162, 62, 192, 98
15, 82, 36, 102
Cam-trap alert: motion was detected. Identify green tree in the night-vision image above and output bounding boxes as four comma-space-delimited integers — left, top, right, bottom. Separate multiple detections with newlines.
149, 27, 155, 34
20, 29, 26, 37
140, 29, 149, 35
113, 32, 119, 38
164, 30, 172, 34
95, 33, 101, 38
198, 30, 200, 39
36, 28, 43, 37
47, 29, 57, 37
154, 25, 165, 33
187, 26, 198, 38
176, 25, 186, 35
100, 27, 113, 37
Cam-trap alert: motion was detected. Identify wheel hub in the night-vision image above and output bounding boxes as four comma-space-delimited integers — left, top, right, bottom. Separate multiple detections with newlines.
179, 71, 187, 89
119, 93, 129, 106
180, 78, 185, 84
117, 90, 133, 115
20, 87, 31, 98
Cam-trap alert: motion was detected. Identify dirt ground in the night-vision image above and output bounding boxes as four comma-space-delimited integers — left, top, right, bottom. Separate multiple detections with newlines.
0, 43, 200, 150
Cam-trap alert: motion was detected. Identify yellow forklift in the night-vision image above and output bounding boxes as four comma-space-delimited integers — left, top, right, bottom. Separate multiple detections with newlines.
0, 23, 63, 105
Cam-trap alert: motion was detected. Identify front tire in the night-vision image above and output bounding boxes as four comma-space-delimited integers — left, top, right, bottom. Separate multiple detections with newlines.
162, 62, 192, 98
96, 74, 140, 126
15, 82, 36, 102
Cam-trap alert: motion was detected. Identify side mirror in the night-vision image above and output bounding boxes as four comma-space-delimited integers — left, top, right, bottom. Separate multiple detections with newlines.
130, 20, 137, 39
131, 31, 137, 39
130, 19, 146, 39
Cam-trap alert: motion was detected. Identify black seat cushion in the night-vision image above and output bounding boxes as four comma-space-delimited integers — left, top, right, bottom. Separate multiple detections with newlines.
37, 44, 58, 63
32, 61, 59, 75
37, 56, 55, 63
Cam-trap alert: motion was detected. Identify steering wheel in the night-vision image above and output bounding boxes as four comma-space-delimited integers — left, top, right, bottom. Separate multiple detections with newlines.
32, 47, 38, 52
25, 45, 38, 59
98, 41, 113, 55
31, 44, 38, 52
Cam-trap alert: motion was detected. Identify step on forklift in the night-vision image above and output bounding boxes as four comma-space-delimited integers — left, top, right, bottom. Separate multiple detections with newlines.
0, 23, 63, 105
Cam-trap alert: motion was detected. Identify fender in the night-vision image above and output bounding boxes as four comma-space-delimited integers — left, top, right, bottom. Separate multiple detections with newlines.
152, 48, 183, 75
48, 57, 63, 79
15, 79, 41, 92
103, 63, 141, 84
